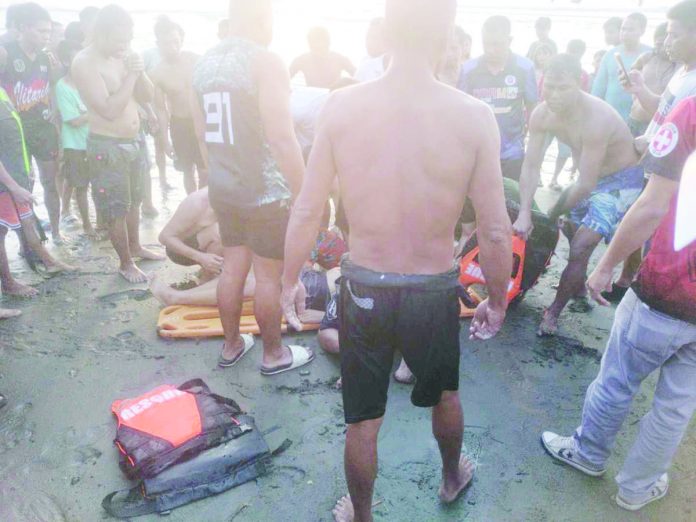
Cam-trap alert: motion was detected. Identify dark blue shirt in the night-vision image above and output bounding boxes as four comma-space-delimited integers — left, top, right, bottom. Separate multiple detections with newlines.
458, 53, 538, 161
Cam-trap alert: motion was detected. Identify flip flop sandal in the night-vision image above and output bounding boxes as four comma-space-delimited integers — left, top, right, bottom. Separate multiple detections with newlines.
260, 345, 315, 376
218, 334, 255, 368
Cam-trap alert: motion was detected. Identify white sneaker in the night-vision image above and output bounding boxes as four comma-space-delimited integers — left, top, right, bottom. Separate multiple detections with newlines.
616, 474, 669, 511
541, 431, 606, 477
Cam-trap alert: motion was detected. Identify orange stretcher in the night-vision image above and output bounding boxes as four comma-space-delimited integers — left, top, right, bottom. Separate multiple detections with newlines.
157, 298, 322, 339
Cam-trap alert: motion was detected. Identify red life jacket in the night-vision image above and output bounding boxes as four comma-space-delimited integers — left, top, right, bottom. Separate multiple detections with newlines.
112, 379, 249, 479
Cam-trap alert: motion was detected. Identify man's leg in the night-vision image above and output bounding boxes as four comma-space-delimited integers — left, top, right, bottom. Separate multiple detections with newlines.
75, 187, 95, 237
37, 159, 62, 242
150, 275, 219, 306
433, 390, 474, 502
540, 226, 602, 335
20, 216, 75, 274
61, 183, 75, 220
616, 335, 696, 502
126, 196, 164, 262
154, 135, 170, 190
573, 291, 677, 468
335, 417, 383, 522
318, 328, 340, 354
108, 213, 146, 283
218, 246, 253, 360
0, 226, 37, 298
252, 254, 292, 368
183, 167, 197, 195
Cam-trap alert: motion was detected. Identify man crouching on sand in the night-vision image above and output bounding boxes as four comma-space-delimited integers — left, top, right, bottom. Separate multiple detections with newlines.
281, 1, 512, 520
72, 5, 164, 284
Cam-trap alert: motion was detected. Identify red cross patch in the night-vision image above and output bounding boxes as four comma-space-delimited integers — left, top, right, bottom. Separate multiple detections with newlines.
649, 122, 679, 158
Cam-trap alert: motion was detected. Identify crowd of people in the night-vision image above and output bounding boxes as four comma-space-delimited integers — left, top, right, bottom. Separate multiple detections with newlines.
1, 0, 695, 520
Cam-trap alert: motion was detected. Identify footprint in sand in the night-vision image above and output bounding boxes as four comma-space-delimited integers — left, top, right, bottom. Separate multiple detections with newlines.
0, 402, 35, 454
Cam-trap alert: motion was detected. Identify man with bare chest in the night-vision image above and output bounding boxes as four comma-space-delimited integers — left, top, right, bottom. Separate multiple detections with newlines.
72, 5, 164, 284
158, 187, 222, 281
289, 27, 355, 88
149, 18, 205, 194
514, 54, 643, 336
281, 1, 512, 519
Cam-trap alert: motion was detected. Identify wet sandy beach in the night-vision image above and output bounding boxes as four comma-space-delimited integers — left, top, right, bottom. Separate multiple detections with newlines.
0, 159, 694, 522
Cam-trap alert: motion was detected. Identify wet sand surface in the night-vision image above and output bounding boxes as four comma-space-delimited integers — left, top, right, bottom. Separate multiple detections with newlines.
1, 161, 695, 522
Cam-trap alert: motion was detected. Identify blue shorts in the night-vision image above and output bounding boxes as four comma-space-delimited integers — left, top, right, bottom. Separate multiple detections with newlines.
569, 165, 644, 243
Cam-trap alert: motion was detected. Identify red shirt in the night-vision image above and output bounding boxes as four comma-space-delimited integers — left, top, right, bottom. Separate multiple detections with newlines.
636, 96, 696, 323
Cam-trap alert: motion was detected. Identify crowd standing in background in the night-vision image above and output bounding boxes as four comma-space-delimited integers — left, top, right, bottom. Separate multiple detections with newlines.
0, 1, 695, 520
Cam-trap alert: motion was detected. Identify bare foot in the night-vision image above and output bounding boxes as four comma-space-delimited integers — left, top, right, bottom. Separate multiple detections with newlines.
52, 233, 71, 246
132, 247, 166, 261
83, 226, 99, 239
335, 377, 342, 390
439, 455, 474, 503
148, 275, 175, 305
2, 281, 38, 297
0, 308, 22, 319
537, 310, 559, 337
394, 358, 415, 384
44, 259, 79, 274
119, 264, 148, 284
332, 495, 354, 522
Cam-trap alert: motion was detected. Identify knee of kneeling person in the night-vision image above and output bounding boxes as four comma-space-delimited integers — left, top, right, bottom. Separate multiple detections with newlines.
318, 328, 340, 354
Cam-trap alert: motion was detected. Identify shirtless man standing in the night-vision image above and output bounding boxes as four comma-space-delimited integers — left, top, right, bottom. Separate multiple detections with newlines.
289, 27, 355, 88
72, 5, 164, 283
513, 54, 642, 336
281, 1, 512, 520
149, 17, 205, 194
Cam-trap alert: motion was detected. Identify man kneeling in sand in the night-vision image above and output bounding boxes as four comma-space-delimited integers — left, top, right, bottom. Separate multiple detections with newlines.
158, 187, 223, 283
514, 54, 642, 336
72, 5, 164, 284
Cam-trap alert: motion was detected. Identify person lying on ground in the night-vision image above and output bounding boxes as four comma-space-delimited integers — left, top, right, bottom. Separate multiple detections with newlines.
158, 187, 223, 283
514, 54, 642, 337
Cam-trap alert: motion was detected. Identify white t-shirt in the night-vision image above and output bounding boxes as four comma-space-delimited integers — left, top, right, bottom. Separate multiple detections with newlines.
291, 86, 330, 156
354, 55, 387, 83
645, 66, 696, 138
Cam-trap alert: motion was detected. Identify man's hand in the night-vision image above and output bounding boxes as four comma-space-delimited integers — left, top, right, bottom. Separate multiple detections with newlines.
9, 186, 35, 207
587, 266, 613, 306
280, 279, 307, 332
469, 299, 506, 340
197, 252, 223, 275
126, 52, 145, 75
619, 69, 645, 95
512, 212, 534, 241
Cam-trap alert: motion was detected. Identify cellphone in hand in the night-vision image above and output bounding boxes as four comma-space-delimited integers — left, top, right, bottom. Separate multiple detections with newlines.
614, 52, 632, 86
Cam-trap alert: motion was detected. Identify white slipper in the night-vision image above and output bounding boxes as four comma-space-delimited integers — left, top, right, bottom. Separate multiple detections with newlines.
260, 345, 315, 376
218, 334, 255, 368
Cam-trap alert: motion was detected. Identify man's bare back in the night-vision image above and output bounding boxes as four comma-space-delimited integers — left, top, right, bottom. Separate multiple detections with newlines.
323, 80, 494, 275
537, 92, 639, 180
150, 51, 199, 119
72, 47, 140, 138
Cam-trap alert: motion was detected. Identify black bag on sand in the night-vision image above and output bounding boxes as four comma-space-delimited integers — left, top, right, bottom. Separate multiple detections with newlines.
102, 414, 291, 518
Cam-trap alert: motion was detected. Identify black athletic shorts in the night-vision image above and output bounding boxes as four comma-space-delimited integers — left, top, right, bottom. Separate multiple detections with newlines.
501, 157, 524, 182
62, 149, 90, 188
319, 291, 339, 331
211, 199, 290, 260
23, 117, 60, 162
87, 134, 143, 224
339, 259, 461, 424
170, 117, 204, 173
301, 267, 330, 312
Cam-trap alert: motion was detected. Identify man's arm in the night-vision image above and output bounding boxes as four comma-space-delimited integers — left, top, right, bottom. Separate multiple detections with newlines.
468, 103, 513, 336
0, 47, 7, 74
622, 68, 661, 116
158, 196, 222, 273
257, 52, 305, 196
548, 129, 606, 220
0, 161, 34, 207
523, 63, 539, 118
72, 55, 138, 121
152, 82, 172, 154
280, 96, 338, 329
512, 106, 547, 239
587, 174, 678, 303
133, 70, 155, 105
